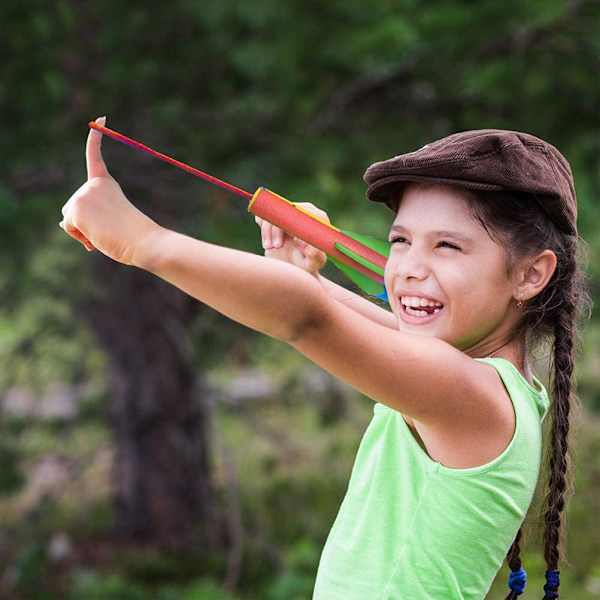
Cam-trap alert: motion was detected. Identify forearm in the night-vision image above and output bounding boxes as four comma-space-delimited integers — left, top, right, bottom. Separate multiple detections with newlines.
314, 273, 398, 329
137, 227, 325, 341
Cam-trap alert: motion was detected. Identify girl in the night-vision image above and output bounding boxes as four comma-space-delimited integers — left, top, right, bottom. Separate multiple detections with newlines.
61, 120, 586, 599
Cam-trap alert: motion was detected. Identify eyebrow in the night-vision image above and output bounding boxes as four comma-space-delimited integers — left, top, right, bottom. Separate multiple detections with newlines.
389, 225, 475, 246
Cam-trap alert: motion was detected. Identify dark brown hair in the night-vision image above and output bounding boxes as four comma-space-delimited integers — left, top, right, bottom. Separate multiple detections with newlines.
464, 190, 589, 600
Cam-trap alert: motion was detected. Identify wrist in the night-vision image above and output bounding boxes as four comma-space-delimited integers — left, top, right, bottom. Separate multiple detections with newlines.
131, 223, 172, 272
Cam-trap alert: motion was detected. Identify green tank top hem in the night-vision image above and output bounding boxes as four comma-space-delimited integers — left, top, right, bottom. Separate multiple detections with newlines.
312, 358, 549, 600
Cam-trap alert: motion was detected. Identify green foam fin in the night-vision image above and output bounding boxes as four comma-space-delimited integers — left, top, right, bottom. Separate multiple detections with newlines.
328, 255, 385, 297
341, 231, 392, 261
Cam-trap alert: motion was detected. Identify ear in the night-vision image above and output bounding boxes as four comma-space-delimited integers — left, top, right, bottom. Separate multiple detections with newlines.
514, 250, 557, 302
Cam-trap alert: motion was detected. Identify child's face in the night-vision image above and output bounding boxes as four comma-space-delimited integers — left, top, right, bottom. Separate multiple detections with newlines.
384, 183, 520, 355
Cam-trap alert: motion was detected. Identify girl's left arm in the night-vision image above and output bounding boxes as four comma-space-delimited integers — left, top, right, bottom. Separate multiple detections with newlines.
140, 229, 328, 343
62, 122, 507, 433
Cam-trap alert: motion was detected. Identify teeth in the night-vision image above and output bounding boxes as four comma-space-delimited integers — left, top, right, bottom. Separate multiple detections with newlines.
405, 306, 442, 317
400, 295, 443, 308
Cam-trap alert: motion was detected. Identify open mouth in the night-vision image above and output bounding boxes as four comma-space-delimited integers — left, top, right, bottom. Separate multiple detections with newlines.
400, 295, 444, 317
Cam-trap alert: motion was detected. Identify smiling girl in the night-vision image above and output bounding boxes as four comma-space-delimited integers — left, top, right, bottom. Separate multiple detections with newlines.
62, 122, 586, 599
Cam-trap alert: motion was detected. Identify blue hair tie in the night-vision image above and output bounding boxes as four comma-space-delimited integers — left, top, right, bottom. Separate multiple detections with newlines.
543, 570, 560, 598
508, 568, 527, 595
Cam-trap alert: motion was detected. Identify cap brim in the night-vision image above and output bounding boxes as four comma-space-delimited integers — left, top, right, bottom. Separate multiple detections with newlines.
366, 175, 506, 211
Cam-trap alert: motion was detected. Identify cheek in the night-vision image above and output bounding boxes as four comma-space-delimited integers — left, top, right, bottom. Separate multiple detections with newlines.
444, 258, 512, 307
384, 260, 394, 290
384, 264, 397, 311
481, 256, 515, 296
458, 262, 514, 312
384, 258, 403, 308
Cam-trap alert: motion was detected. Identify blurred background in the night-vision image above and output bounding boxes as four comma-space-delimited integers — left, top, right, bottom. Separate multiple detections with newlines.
0, 1, 598, 598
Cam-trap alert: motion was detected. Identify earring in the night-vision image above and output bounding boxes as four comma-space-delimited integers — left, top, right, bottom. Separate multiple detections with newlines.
516, 299, 523, 307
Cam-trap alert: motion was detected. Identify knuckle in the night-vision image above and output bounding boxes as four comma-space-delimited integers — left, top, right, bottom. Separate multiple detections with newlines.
296, 202, 329, 221
88, 177, 104, 189
299, 202, 317, 214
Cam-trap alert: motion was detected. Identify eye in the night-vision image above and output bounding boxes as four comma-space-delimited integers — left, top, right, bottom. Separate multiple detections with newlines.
437, 241, 461, 251
390, 236, 409, 244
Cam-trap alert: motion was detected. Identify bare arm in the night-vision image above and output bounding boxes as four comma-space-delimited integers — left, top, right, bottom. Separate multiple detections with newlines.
139, 228, 325, 342
314, 274, 398, 328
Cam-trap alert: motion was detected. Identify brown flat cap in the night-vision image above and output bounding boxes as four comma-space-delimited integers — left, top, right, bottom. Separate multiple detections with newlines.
364, 130, 577, 235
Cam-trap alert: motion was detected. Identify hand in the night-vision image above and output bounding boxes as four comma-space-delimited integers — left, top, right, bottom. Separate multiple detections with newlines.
255, 202, 328, 274
60, 117, 161, 266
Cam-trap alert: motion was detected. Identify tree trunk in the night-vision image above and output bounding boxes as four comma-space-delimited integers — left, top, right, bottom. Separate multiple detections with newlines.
82, 257, 221, 551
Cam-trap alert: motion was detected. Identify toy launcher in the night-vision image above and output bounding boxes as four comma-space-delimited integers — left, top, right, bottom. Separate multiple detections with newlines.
88, 122, 391, 301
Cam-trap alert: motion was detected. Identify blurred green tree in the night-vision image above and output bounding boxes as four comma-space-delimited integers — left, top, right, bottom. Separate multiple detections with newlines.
0, 0, 597, 579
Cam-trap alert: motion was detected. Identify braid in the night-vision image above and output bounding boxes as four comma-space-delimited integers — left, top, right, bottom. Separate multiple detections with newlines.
541, 294, 576, 599
506, 528, 523, 573
504, 528, 526, 599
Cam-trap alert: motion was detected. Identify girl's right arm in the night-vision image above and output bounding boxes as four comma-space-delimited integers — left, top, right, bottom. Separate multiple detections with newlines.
256, 211, 398, 329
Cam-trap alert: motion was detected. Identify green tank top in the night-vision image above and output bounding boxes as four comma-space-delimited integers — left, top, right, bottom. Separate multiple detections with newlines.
313, 358, 549, 600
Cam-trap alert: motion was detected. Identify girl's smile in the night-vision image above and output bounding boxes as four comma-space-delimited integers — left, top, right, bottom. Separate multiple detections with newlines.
398, 293, 444, 324
385, 183, 521, 356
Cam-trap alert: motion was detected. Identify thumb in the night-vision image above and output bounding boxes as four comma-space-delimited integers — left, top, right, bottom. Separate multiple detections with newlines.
86, 116, 111, 180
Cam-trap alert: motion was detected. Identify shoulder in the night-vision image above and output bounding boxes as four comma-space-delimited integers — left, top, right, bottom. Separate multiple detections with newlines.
412, 360, 517, 469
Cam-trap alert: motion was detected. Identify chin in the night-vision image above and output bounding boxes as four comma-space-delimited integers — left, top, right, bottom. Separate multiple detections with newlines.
397, 321, 441, 339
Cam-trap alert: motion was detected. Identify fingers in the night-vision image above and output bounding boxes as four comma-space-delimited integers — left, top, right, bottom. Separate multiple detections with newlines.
59, 220, 95, 251
295, 202, 330, 224
60, 188, 95, 251
267, 226, 285, 249
86, 116, 110, 180
255, 216, 286, 249
293, 237, 326, 262
254, 203, 330, 262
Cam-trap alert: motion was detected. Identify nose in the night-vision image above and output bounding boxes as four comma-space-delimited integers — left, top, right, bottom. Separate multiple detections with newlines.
392, 245, 430, 281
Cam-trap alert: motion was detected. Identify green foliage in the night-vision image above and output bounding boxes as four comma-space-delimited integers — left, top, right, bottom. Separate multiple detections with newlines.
578, 322, 600, 413
0, 0, 598, 598
67, 571, 241, 600
181, 580, 240, 600
0, 229, 106, 392
68, 570, 148, 600
266, 539, 320, 599
267, 571, 314, 600
0, 441, 25, 495
12, 543, 54, 600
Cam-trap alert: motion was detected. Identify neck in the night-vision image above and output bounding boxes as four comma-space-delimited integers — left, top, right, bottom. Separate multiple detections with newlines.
467, 334, 532, 383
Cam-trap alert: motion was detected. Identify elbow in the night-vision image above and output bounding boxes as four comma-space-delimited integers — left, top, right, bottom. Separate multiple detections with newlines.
279, 276, 331, 344
284, 312, 320, 344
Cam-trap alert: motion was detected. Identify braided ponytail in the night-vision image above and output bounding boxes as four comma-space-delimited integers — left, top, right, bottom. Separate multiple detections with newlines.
464, 191, 589, 600
540, 253, 578, 600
